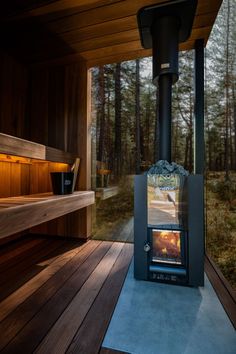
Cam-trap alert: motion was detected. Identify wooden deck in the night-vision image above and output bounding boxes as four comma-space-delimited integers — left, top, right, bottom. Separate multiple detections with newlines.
93, 217, 134, 243
0, 236, 133, 353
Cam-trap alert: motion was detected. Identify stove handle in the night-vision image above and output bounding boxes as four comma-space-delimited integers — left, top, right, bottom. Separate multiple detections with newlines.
144, 243, 151, 252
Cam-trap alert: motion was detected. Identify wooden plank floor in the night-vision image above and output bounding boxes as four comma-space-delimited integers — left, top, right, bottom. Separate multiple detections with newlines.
0, 236, 133, 353
93, 217, 134, 243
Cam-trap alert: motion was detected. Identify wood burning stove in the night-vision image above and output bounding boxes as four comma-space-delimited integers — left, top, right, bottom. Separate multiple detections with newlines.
134, 0, 204, 286
134, 162, 204, 287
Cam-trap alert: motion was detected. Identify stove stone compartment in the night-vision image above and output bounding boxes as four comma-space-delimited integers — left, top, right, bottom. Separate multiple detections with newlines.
134, 163, 204, 287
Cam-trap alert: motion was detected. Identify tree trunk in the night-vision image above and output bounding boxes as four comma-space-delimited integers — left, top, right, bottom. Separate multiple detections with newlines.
233, 84, 236, 170
225, 0, 230, 180
135, 59, 141, 174
154, 88, 159, 162
106, 68, 113, 170
114, 63, 122, 177
144, 88, 151, 162
97, 66, 105, 163
184, 135, 189, 170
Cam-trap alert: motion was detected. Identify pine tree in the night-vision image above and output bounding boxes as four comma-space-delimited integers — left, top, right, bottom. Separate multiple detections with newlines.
135, 59, 141, 174
114, 63, 122, 177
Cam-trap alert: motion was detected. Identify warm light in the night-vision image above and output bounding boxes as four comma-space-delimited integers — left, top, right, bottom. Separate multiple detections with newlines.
0, 153, 69, 170
0, 153, 32, 164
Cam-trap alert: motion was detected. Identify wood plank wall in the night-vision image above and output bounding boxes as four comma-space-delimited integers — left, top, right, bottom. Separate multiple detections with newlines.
29, 63, 92, 239
0, 51, 29, 139
0, 50, 92, 242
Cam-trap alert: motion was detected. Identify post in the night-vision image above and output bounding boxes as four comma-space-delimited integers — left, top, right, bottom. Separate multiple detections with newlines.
194, 39, 205, 174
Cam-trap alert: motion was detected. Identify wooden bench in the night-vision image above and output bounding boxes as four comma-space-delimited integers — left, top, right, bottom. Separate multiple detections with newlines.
95, 186, 118, 200
0, 133, 95, 240
0, 191, 95, 239
96, 161, 112, 188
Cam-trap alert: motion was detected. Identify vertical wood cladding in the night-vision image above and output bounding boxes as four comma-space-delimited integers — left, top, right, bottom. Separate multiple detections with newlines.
29, 69, 49, 145
0, 50, 92, 240
0, 51, 29, 139
0, 50, 89, 156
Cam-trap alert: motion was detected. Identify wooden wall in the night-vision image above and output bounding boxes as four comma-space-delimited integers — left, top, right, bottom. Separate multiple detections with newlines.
0, 51, 29, 139
0, 50, 92, 242
28, 63, 92, 239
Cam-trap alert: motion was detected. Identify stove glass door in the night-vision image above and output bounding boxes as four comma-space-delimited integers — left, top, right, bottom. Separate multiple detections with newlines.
151, 229, 183, 265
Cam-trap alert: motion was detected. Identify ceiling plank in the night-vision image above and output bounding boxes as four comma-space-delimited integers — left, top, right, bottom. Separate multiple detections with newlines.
3, 0, 222, 68
44, 0, 221, 35
70, 26, 211, 54
28, 24, 212, 64
2, 0, 123, 21
86, 39, 197, 68
61, 16, 137, 44
50, 11, 217, 44
45, 0, 169, 34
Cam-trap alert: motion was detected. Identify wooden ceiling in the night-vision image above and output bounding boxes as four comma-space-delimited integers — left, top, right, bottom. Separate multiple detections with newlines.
0, 0, 223, 67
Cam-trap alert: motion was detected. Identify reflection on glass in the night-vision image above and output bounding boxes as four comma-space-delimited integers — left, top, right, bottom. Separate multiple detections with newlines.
147, 174, 182, 226
152, 229, 182, 265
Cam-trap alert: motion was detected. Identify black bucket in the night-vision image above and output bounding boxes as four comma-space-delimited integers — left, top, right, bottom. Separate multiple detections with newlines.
50, 172, 74, 195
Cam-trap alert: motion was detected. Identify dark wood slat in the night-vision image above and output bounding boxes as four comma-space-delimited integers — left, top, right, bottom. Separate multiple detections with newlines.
100, 348, 130, 354
67, 244, 133, 354
0, 239, 131, 354
60, 11, 214, 46
0, 232, 28, 248
0, 0, 222, 65
35, 242, 124, 354
0, 240, 54, 287
1, 241, 112, 353
1, 0, 121, 20
32, 25, 211, 61
61, 15, 136, 44
0, 239, 45, 279
205, 256, 236, 329
0, 240, 99, 350
0, 236, 34, 263
40, 0, 165, 34
38, 37, 195, 69
0, 238, 48, 277
0, 239, 88, 322
0, 239, 69, 302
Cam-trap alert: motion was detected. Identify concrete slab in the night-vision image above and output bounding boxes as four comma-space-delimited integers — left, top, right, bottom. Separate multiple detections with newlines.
103, 261, 236, 354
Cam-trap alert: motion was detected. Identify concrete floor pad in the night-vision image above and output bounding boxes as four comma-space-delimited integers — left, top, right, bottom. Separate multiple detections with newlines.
103, 261, 236, 354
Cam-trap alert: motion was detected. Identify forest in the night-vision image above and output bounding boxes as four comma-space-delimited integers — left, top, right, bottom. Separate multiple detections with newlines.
91, 0, 236, 288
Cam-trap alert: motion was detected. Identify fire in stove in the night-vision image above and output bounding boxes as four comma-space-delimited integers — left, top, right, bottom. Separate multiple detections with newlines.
152, 229, 181, 265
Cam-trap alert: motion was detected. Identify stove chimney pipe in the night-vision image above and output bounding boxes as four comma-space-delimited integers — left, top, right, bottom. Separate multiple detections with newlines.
137, 0, 198, 162
152, 16, 180, 161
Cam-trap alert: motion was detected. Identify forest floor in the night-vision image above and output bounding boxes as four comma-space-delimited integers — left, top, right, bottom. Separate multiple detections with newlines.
206, 171, 236, 289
